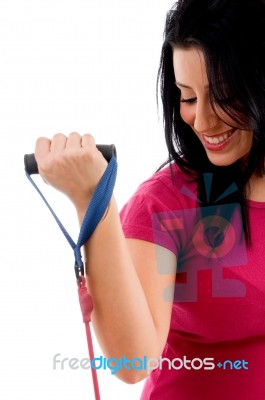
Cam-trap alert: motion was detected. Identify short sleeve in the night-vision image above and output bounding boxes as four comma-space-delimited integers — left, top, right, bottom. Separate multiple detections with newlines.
119, 164, 197, 255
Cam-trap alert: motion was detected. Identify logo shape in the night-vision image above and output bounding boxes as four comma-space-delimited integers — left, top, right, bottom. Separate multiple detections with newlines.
152, 173, 247, 301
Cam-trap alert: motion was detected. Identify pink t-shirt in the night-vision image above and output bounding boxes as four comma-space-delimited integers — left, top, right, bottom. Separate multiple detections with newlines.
120, 163, 265, 400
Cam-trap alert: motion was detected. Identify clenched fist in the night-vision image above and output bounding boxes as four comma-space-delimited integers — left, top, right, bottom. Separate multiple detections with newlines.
35, 132, 108, 214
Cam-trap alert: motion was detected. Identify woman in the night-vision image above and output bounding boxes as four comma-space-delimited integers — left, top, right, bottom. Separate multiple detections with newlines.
35, 0, 265, 398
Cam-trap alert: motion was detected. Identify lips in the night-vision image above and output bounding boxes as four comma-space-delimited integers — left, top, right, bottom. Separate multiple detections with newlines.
202, 129, 237, 151
204, 130, 234, 144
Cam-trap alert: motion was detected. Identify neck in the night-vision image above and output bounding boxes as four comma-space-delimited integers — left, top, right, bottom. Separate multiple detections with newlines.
247, 173, 265, 202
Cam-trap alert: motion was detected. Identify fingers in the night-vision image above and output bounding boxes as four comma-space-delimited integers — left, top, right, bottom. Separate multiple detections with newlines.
35, 132, 96, 164
35, 133, 96, 159
35, 137, 51, 160
81, 133, 96, 149
35, 133, 67, 161
50, 133, 67, 154
50, 132, 95, 151
65, 132, 82, 149
33, 132, 107, 207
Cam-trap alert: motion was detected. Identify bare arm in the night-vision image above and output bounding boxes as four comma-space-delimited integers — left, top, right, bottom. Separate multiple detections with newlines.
81, 198, 176, 382
35, 132, 177, 383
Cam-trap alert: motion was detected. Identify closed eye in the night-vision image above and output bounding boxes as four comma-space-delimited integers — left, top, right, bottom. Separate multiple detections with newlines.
180, 97, 197, 104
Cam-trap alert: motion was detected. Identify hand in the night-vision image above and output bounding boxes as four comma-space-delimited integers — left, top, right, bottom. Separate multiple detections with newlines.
35, 132, 108, 212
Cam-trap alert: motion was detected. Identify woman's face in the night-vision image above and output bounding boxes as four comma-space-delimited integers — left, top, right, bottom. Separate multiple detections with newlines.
173, 47, 253, 166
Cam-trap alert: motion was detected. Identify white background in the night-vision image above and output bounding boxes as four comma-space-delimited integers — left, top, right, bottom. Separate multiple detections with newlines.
0, 1, 174, 399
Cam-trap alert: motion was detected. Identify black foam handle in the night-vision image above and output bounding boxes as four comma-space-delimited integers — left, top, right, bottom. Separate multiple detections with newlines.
24, 144, 117, 175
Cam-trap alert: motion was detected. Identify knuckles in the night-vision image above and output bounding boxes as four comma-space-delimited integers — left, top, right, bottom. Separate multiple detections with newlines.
36, 132, 101, 176
35, 133, 107, 202
52, 132, 67, 141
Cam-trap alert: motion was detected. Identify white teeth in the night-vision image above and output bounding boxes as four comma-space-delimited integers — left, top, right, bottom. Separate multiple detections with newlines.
204, 131, 232, 145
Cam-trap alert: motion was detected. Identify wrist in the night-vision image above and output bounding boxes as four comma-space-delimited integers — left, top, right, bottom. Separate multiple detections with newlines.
76, 196, 114, 226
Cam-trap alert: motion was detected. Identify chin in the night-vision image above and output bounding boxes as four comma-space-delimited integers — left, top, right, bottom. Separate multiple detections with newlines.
206, 154, 241, 167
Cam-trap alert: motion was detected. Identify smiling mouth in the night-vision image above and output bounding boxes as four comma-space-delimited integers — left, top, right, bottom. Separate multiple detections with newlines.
203, 129, 235, 145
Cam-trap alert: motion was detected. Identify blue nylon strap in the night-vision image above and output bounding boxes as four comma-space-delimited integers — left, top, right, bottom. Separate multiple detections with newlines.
25, 155, 117, 277
76, 156, 117, 260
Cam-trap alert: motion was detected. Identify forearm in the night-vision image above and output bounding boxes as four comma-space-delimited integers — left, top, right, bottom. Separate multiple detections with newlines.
33, 132, 168, 381
80, 198, 160, 370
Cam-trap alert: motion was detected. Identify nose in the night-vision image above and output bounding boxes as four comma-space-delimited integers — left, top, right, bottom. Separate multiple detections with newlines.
193, 97, 219, 133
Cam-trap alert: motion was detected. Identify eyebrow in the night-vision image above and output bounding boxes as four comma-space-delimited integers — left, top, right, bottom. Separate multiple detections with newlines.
175, 81, 209, 89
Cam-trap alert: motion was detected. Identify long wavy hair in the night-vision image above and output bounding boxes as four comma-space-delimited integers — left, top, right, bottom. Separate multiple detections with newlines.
157, 0, 265, 247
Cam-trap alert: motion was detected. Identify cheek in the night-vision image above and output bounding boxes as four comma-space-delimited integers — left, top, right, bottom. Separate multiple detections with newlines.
243, 132, 254, 152
180, 105, 194, 126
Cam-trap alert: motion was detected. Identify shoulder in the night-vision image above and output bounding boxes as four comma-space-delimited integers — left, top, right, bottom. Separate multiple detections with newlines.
129, 162, 197, 206
120, 162, 199, 220
150, 162, 195, 189
119, 162, 199, 253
